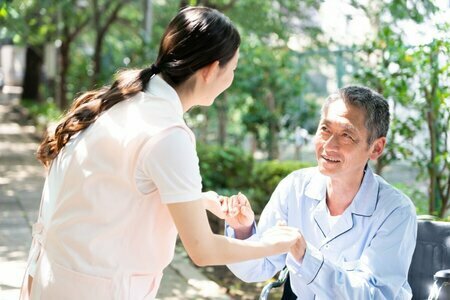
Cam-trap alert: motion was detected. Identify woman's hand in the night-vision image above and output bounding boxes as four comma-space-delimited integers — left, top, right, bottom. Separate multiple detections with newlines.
202, 191, 226, 219
260, 224, 301, 253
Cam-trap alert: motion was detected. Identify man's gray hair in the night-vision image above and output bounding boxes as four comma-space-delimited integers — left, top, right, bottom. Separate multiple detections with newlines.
322, 85, 390, 145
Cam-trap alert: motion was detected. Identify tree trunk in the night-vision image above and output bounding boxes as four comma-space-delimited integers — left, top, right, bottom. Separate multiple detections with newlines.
58, 42, 70, 109
266, 92, 279, 159
92, 33, 104, 85
424, 46, 443, 217
91, 1, 126, 86
22, 46, 43, 102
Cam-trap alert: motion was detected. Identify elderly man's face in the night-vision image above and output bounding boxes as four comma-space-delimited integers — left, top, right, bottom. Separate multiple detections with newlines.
314, 98, 385, 179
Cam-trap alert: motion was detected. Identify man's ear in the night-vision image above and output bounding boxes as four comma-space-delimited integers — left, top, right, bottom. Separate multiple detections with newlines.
369, 137, 386, 160
200, 60, 220, 83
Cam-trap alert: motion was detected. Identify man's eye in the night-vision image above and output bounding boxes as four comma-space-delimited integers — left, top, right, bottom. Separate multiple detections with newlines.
343, 133, 354, 140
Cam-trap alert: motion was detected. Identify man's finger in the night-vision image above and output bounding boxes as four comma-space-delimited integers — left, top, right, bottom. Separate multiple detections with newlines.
241, 206, 254, 218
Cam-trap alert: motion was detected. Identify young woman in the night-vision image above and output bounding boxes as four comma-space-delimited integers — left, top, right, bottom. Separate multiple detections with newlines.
20, 6, 300, 300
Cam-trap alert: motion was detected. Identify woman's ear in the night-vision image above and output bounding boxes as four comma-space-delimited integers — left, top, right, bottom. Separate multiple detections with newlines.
369, 137, 386, 160
201, 61, 220, 83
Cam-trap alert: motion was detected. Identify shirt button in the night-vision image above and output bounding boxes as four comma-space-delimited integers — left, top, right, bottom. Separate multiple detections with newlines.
325, 244, 329, 249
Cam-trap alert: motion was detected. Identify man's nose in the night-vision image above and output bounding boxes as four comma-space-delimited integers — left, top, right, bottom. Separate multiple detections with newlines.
323, 134, 339, 150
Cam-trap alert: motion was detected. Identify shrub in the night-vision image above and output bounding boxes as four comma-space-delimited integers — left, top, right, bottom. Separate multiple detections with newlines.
197, 143, 313, 215
249, 160, 314, 213
197, 143, 254, 192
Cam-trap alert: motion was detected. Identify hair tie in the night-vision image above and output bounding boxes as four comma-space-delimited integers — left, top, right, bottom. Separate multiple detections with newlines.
139, 64, 161, 90
150, 64, 161, 75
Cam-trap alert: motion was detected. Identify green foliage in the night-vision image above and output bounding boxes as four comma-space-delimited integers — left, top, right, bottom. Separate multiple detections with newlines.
197, 143, 254, 192
249, 160, 314, 213
21, 98, 62, 129
185, 0, 324, 155
197, 143, 313, 214
393, 183, 428, 215
234, 41, 313, 157
3, 0, 323, 154
349, 0, 438, 28
352, 8, 450, 217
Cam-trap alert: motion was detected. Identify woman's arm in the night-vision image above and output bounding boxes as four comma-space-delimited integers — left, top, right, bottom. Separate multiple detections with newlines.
167, 199, 300, 266
201, 191, 226, 219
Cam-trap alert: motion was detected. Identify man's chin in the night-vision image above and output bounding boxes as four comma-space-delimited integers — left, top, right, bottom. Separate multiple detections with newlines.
317, 165, 338, 176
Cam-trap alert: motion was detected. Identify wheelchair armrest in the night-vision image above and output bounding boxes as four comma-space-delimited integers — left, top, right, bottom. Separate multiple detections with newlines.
259, 268, 289, 300
434, 269, 450, 282
428, 269, 450, 299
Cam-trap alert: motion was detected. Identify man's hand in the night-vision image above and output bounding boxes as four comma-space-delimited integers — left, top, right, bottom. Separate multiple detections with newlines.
220, 193, 255, 239
289, 234, 307, 263
221, 193, 255, 227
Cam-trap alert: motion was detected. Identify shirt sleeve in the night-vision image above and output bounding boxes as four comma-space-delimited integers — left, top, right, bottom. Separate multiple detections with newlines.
225, 175, 295, 282
137, 127, 203, 203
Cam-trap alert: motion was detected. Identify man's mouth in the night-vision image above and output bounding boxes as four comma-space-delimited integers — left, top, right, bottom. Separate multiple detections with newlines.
321, 155, 341, 163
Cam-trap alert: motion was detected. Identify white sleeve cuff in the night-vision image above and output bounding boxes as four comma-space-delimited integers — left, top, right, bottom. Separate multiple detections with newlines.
224, 222, 257, 239
286, 243, 324, 285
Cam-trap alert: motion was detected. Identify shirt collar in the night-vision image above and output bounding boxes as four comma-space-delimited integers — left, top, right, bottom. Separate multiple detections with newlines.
304, 166, 379, 216
144, 75, 184, 117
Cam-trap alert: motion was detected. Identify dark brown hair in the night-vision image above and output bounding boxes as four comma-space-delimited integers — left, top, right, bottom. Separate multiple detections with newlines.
322, 85, 390, 145
37, 6, 240, 166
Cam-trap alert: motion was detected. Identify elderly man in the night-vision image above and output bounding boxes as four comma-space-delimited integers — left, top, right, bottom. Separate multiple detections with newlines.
222, 86, 417, 299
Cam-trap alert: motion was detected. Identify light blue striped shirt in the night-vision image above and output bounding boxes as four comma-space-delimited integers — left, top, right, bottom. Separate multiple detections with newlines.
226, 167, 417, 299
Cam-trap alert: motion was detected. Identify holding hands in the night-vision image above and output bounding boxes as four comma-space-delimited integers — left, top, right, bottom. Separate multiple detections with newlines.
220, 192, 255, 231
203, 191, 306, 258
202, 191, 254, 229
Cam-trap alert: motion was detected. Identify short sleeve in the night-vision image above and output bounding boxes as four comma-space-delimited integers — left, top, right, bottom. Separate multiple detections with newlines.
136, 127, 203, 203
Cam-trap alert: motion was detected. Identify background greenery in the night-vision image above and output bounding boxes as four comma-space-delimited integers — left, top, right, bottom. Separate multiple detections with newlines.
1, 0, 449, 219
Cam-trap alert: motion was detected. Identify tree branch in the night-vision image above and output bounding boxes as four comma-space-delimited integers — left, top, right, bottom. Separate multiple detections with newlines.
99, 1, 127, 39
67, 16, 90, 42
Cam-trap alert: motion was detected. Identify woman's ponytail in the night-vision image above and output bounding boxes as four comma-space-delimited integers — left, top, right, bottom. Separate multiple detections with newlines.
37, 66, 158, 167
37, 6, 240, 167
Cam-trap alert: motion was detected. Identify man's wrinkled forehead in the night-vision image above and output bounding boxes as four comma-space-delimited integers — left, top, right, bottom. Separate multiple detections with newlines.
321, 93, 342, 113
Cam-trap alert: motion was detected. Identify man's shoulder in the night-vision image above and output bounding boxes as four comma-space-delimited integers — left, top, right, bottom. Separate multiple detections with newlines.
271, 166, 320, 200
374, 174, 416, 214
284, 166, 319, 183
276, 167, 322, 192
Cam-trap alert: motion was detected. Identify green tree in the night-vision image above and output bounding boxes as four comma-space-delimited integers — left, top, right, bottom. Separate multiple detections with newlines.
90, 0, 131, 84
413, 36, 450, 217
184, 0, 323, 156
351, 1, 449, 217
1, 0, 91, 108
1, 0, 56, 102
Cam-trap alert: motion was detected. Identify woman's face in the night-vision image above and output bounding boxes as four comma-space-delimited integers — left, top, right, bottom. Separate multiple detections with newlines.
201, 50, 239, 106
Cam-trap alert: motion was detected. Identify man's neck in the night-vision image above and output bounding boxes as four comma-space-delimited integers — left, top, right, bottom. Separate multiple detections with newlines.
326, 170, 365, 216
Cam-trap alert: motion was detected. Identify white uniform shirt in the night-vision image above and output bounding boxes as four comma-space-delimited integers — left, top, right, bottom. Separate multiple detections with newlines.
21, 75, 203, 300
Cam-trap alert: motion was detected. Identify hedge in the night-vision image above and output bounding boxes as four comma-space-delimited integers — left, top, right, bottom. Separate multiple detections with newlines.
197, 143, 314, 215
